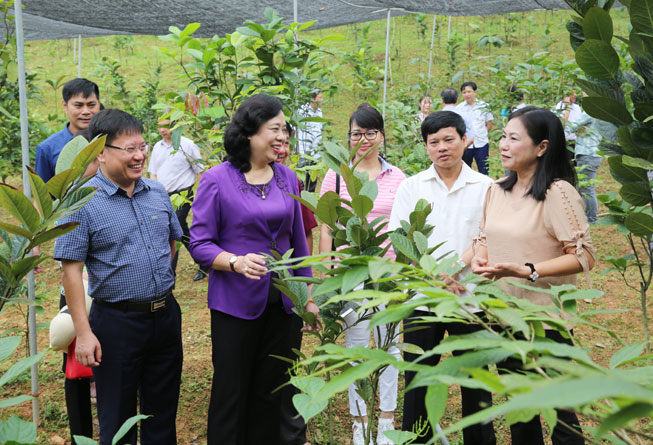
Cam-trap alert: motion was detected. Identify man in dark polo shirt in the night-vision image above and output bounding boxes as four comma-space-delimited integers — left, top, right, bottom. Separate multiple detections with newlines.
35, 78, 101, 183
55, 109, 183, 445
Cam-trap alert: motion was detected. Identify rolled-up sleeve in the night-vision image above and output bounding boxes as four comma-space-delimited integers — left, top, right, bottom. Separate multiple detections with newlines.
189, 171, 224, 268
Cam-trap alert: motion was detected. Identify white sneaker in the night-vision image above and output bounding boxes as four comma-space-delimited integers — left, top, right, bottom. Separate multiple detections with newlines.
376, 417, 395, 445
353, 420, 374, 445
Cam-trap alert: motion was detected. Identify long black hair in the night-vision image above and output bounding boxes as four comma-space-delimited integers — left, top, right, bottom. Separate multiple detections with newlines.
224, 94, 284, 172
499, 106, 576, 201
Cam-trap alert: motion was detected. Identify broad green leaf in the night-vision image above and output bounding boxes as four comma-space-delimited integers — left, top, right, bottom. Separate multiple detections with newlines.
342, 266, 369, 294
620, 182, 651, 206
0, 416, 37, 444
622, 154, 653, 170
583, 7, 613, 42
575, 77, 619, 100
55, 135, 90, 175
610, 342, 647, 368
582, 97, 633, 126
316, 191, 340, 226
71, 135, 107, 172
389, 232, 419, 262
359, 180, 378, 202
29, 222, 79, 249
351, 195, 373, 220
311, 275, 343, 299
27, 168, 52, 217
413, 231, 428, 253
625, 212, 653, 236
314, 360, 380, 402
46, 167, 85, 199
425, 383, 448, 431
382, 430, 417, 444
0, 337, 21, 362
541, 408, 558, 436
506, 408, 540, 425
300, 190, 318, 209
597, 402, 653, 438
11, 255, 47, 282
0, 349, 47, 387
0, 185, 40, 233
630, 0, 653, 37
575, 39, 620, 79
368, 258, 402, 281
112, 414, 150, 445
608, 156, 648, 183
0, 395, 33, 409
340, 164, 362, 197
0, 222, 33, 239
292, 392, 328, 423
72, 436, 97, 445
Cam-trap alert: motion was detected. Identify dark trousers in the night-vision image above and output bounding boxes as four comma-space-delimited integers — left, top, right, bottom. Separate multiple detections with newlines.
280, 314, 307, 445
90, 296, 183, 445
462, 143, 489, 175
170, 188, 207, 273
496, 330, 584, 445
403, 311, 496, 445
207, 302, 295, 445
60, 294, 93, 445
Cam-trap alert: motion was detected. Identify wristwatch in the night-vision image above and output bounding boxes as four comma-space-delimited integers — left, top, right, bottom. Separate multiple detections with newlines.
229, 255, 239, 272
525, 263, 539, 282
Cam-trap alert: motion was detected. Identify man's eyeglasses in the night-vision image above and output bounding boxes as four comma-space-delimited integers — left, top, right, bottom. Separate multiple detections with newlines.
105, 143, 149, 154
348, 130, 381, 142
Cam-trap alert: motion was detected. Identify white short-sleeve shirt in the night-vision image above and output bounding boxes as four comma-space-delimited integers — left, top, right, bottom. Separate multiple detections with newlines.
456, 100, 494, 147
148, 136, 204, 193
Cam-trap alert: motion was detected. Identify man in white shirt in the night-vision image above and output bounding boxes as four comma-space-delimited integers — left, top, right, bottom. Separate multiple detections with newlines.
553, 89, 582, 149
389, 111, 495, 444
296, 91, 323, 192
456, 81, 494, 175
148, 120, 206, 280
440, 87, 474, 147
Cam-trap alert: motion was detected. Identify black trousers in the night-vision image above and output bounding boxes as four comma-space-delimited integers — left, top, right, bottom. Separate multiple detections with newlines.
280, 314, 307, 445
90, 296, 183, 445
403, 310, 496, 445
60, 293, 93, 445
169, 188, 207, 273
496, 330, 584, 445
208, 302, 296, 445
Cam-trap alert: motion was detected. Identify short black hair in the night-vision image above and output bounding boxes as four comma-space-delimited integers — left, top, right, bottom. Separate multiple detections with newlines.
62, 78, 100, 103
460, 81, 477, 92
421, 111, 466, 142
223, 94, 284, 172
507, 84, 524, 102
440, 88, 458, 105
499, 107, 576, 201
349, 105, 384, 133
88, 109, 144, 145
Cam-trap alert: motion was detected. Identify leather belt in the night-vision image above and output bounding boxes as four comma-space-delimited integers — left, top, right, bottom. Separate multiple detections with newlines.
93, 290, 172, 312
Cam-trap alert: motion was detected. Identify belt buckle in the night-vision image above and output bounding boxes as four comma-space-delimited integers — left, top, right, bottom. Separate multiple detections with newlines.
150, 298, 166, 312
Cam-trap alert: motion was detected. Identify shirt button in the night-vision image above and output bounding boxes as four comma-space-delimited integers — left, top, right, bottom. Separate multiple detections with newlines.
148, 245, 151, 249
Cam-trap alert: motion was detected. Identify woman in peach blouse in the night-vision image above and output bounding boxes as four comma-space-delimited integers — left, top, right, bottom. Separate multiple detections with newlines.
470, 107, 594, 445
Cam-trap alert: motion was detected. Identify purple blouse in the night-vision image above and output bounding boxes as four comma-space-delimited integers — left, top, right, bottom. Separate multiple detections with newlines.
189, 161, 311, 319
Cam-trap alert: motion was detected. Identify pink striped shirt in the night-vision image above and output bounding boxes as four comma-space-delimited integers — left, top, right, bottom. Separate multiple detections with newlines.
320, 158, 406, 258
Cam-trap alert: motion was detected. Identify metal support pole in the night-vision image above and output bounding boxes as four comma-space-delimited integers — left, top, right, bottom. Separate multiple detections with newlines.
78, 35, 82, 77
382, 8, 391, 120
13, 0, 40, 425
73, 37, 76, 62
447, 16, 452, 40
293, 0, 297, 23
427, 15, 437, 91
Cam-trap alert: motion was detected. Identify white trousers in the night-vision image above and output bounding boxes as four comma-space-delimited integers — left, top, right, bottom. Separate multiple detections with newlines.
345, 306, 400, 416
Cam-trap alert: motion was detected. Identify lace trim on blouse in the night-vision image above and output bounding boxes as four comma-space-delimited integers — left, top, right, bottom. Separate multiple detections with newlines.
551, 182, 593, 286
231, 163, 289, 196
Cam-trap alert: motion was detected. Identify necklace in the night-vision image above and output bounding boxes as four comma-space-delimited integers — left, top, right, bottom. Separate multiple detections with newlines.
253, 184, 267, 200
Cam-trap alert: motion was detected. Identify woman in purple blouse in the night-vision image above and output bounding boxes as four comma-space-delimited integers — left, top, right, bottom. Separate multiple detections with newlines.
189, 95, 319, 444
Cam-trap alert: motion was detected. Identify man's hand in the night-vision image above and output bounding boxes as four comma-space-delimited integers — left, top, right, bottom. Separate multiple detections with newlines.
75, 331, 102, 367
302, 301, 322, 331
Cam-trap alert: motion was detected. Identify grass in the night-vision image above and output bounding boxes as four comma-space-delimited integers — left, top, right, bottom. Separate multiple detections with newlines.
2, 6, 649, 445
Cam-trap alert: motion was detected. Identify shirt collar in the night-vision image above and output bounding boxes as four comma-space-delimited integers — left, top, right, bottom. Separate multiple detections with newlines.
421, 162, 484, 191
96, 168, 149, 196
63, 123, 74, 138
348, 156, 393, 174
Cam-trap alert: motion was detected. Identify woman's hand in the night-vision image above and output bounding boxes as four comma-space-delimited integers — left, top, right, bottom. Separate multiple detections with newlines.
234, 253, 268, 280
472, 259, 531, 280
302, 300, 322, 331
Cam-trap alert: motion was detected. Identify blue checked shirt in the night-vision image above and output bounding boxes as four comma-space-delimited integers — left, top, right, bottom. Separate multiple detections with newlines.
54, 169, 183, 303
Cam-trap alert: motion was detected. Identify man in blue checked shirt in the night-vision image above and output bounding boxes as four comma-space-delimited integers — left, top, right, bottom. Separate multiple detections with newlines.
54, 109, 184, 445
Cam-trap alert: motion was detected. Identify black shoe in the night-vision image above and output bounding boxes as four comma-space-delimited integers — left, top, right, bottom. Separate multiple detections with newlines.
193, 269, 208, 281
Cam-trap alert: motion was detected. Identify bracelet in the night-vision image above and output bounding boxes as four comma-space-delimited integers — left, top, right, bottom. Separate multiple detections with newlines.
307, 298, 315, 305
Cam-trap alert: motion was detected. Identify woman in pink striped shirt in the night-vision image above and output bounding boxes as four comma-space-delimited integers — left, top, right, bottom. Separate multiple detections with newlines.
319, 104, 406, 445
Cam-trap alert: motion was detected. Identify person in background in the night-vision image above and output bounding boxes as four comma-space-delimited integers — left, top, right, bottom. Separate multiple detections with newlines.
554, 89, 582, 150
55, 109, 184, 445
189, 94, 319, 445
440, 88, 474, 148
501, 84, 527, 117
390, 111, 494, 444
148, 119, 207, 281
456, 81, 494, 175
469, 107, 594, 445
319, 104, 406, 445
415, 95, 432, 124
297, 91, 324, 192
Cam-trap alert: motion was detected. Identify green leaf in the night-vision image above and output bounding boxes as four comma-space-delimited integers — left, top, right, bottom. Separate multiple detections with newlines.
29, 222, 79, 249
0, 222, 33, 239
575, 77, 619, 100
597, 402, 653, 438
382, 430, 417, 444
609, 156, 648, 183
342, 266, 369, 294
610, 342, 647, 368
630, 0, 653, 37
0, 349, 47, 387
71, 135, 107, 172
0, 416, 37, 444
625, 212, 653, 236
292, 377, 328, 422
0, 185, 40, 233
425, 383, 448, 431
359, 180, 378, 202
72, 436, 97, 445
413, 231, 429, 253
389, 232, 419, 262
314, 361, 380, 403
311, 275, 343, 299
46, 167, 85, 199
11, 256, 47, 283
0, 395, 33, 409
575, 39, 620, 79
351, 195, 373, 220
582, 97, 633, 126
27, 168, 52, 218
583, 7, 613, 42
316, 191, 340, 226
112, 414, 150, 445
0, 337, 21, 362
55, 135, 90, 175
620, 182, 651, 206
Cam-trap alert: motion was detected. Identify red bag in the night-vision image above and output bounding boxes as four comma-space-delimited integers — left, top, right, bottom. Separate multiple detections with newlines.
65, 338, 93, 379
